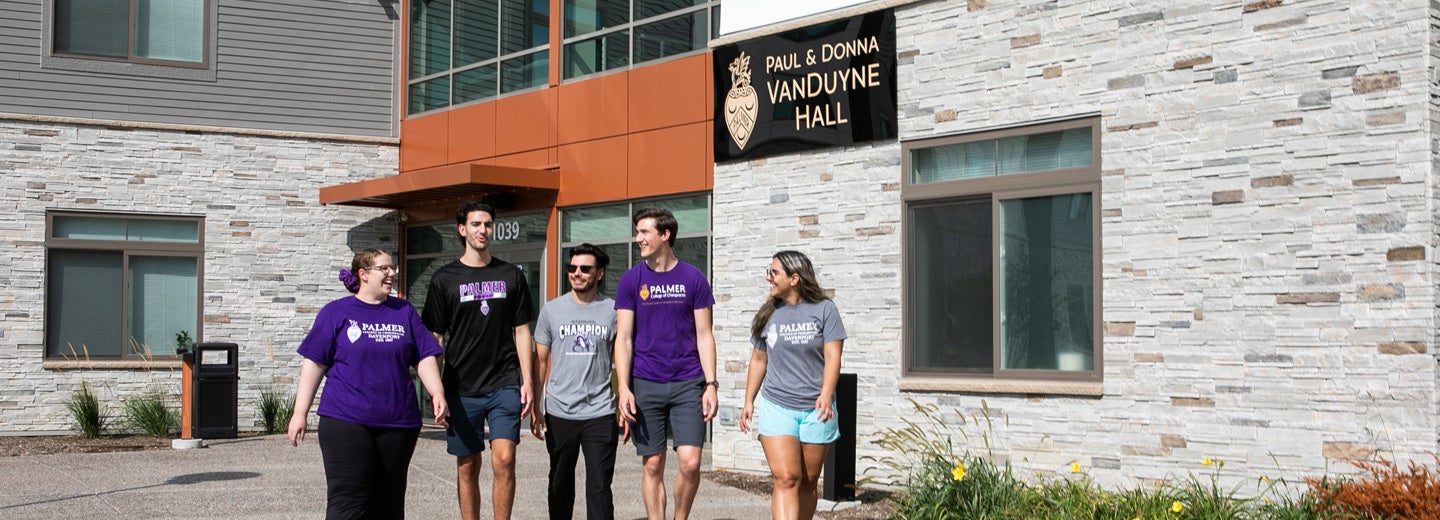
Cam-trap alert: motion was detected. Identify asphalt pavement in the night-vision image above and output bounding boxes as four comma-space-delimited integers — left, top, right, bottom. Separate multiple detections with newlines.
0, 430, 775, 519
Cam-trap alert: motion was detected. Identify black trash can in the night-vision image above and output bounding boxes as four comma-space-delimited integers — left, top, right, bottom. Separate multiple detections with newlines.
192, 342, 239, 439
823, 373, 858, 501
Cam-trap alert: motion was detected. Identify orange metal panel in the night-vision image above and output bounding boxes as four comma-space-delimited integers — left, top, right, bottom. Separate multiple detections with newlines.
629, 55, 711, 133
627, 122, 709, 199
448, 102, 497, 164
401, 112, 450, 172
558, 135, 629, 206
495, 89, 556, 156
558, 72, 629, 144
492, 149, 554, 169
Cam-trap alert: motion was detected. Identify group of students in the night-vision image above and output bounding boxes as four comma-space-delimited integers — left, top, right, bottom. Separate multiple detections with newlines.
287, 201, 847, 520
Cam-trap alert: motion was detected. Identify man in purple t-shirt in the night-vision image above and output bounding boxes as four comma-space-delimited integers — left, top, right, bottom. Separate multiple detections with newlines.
614, 207, 717, 520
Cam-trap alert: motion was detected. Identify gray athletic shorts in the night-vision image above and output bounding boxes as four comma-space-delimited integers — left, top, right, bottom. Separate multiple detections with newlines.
631, 376, 706, 457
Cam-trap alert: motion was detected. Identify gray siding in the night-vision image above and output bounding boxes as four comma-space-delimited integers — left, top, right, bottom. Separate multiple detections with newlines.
0, 0, 396, 137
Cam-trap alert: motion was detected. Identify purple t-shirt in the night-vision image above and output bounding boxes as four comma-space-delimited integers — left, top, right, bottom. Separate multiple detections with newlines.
614, 260, 714, 382
297, 296, 443, 428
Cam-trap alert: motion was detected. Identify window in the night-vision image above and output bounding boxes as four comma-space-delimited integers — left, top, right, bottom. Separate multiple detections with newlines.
902, 117, 1100, 381
409, 0, 551, 114
52, 0, 208, 66
559, 193, 711, 298
562, 0, 719, 79
45, 213, 204, 359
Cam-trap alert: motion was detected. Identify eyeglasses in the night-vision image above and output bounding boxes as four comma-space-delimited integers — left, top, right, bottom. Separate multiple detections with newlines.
566, 264, 596, 274
364, 265, 398, 273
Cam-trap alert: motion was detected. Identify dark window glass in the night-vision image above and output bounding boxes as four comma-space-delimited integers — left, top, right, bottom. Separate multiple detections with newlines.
409, 76, 451, 113
454, 64, 499, 104
636, 0, 701, 20
564, 0, 629, 38
998, 193, 1093, 371
564, 30, 629, 78
410, 0, 453, 78
48, 251, 125, 357
909, 198, 992, 373
634, 10, 705, 64
454, 0, 498, 66
502, 0, 550, 54
501, 50, 548, 93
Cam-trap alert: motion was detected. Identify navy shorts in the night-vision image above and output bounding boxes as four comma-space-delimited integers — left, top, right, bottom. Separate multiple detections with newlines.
631, 376, 706, 457
446, 386, 521, 456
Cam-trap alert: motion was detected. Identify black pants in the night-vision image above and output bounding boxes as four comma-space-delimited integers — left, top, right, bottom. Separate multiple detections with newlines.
318, 415, 420, 520
545, 413, 619, 520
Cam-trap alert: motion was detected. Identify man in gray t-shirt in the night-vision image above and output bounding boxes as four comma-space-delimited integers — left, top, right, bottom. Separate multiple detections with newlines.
532, 244, 622, 520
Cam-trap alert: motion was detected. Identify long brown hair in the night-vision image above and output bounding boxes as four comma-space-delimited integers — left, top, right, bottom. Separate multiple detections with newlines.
750, 250, 829, 340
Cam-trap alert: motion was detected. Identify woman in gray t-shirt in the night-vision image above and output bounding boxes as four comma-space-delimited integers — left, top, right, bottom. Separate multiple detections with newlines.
740, 250, 847, 520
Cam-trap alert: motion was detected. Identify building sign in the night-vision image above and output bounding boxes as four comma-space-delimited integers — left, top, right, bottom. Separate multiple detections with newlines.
713, 9, 896, 161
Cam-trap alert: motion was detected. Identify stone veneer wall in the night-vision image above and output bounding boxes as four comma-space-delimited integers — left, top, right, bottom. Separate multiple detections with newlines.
0, 119, 397, 433
711, 0, 1439, 489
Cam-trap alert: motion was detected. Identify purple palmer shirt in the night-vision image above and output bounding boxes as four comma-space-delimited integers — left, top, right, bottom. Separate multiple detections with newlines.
297, 296, 442, 428
614, 260, 714, 382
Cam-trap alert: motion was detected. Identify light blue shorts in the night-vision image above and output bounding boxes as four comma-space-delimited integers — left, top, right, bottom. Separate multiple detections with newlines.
755, 394, 839, 444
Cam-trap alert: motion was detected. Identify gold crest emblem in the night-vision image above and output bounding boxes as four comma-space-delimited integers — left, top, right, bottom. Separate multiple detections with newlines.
724, 52, 758, 150
639, 284, 650, 301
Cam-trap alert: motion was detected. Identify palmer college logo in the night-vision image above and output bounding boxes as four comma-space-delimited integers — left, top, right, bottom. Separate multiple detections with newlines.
724, 52, 758, 150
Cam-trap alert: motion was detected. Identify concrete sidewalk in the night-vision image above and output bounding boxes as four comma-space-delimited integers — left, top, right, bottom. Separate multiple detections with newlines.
0, 431, 772, 519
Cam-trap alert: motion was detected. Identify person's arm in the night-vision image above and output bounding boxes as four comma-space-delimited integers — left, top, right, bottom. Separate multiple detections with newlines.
287, 359, 327, 446
740, 347, 767, 434
815, 339, 843, 422
431, 332, 444, 348
695, 306, 718, 422
531, 342, 551, 439
417, 355, 448, 427
514, 323, 534, 417
614, 309, 636, 423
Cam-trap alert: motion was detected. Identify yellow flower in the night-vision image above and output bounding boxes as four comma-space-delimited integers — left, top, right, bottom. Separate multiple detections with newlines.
951, 461, 966, 481
1263, 497, 1271, 504
1070, 462, 1081, 473
1170, 500, 1185, 513
1201, 457, 1213, 466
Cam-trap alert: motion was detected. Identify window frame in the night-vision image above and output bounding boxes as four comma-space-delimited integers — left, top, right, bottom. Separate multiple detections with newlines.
560, 0, 719, 82
557, 192, 713, 297
407, 0, 553, 116
44, 211, 205, 360
41, 0, 219, 82
900, 116, 1102, 383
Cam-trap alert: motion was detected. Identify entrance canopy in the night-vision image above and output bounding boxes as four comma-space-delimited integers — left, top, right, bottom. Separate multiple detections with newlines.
319, 163, 560, 208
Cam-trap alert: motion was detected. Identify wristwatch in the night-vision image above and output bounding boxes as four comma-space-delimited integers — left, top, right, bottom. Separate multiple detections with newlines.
704, 380, 719, 388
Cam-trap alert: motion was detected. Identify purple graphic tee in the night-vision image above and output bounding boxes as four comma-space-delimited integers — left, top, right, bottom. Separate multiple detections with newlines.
297, 296, 442, 429
614, 260, 714, 382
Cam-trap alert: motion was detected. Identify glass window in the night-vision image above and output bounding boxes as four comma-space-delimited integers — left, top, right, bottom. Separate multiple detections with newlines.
559, 193, 712, 297
53, 0, 208, 66
45, 213, 203, 359
903, 118, 1100, 380
562, 0, 718, 79
410, 0, 551, 114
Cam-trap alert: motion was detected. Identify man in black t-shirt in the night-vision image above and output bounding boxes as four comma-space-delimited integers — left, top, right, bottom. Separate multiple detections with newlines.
422, 200, 535, 520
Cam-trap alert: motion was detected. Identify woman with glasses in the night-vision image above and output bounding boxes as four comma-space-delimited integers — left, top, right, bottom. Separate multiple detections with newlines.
739, 250, 846, 520
288, 248, 449, 519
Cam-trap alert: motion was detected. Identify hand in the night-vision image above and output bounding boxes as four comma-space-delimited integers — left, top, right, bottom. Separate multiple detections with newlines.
739, 402, 754, 434
431, 392, 449, 428
519, 383, 533, 418
530, 412, 547, 440
287, 414, 308, 447
618, 415, 631, 445
617, 389, 636, 424
701, 384, 718, 422
815, 395, 834, 423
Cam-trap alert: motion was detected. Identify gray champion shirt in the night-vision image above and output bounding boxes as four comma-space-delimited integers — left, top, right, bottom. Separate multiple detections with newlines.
753, 299, 847, 411
535, 294, 618, 421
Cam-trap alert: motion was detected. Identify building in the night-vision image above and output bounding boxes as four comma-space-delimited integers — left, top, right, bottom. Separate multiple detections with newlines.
707, 0, 1440, 489
1, 0, 400, 432
5, 0, 1438, 493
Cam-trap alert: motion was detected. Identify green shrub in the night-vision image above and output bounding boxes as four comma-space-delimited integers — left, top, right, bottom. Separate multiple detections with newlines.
861, 399, 1342, 520
122, 390, 177, 437
64, 381, 107, 439
257, 387, 291, 434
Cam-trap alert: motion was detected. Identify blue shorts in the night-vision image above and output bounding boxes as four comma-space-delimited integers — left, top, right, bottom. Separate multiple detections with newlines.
446, 386, 521, 456
631, 376, 707, 457
755, 394, 838, 444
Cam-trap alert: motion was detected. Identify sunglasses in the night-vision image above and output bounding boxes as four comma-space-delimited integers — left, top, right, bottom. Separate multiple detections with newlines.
566, 264, 597, 274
